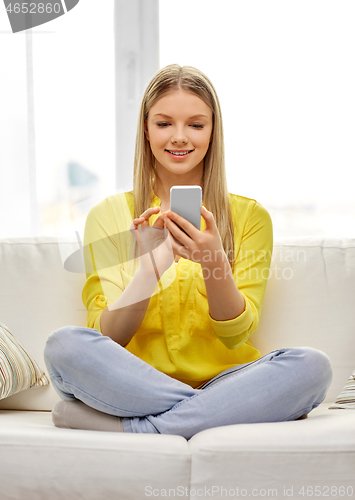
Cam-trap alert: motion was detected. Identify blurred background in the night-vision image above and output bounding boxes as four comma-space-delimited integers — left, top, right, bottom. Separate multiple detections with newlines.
0, 0, 354, 240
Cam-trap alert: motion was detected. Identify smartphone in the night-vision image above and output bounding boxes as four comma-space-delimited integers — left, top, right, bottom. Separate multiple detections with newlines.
170, 186, 202, 237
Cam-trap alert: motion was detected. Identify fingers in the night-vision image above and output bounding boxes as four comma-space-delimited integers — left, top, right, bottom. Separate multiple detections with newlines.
143, 207, 161, 215
164, 215, 189, 240
132, 207, 161, 228
133, 217, 144, 226
153, 212, 168, 228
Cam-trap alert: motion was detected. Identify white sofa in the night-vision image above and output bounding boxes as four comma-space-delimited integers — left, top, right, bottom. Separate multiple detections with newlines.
0, 236, 354, 500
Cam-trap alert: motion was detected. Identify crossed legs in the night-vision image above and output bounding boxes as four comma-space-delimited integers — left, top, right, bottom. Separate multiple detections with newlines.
44, 326, 332, 439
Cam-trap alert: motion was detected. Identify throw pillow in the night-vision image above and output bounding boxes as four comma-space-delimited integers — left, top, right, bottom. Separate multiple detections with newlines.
0, 321, 50, 401
328, 369, 355, 409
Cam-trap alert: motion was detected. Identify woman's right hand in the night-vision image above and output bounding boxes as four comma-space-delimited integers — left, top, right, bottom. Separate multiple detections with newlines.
129, 207, 174, 278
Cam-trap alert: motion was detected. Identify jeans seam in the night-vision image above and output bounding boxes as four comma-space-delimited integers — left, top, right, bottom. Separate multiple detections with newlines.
166, 360, 266, 413
145, 416, 161, 434
199, 350, 282, 390
168, 350, 287, 412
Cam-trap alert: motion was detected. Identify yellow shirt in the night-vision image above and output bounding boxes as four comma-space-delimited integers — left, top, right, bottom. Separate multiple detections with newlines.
82, 191, 273, 389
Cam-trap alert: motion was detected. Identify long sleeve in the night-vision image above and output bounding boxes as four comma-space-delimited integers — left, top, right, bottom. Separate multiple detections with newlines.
206, 200, 273, 349
81, 195, 136, 332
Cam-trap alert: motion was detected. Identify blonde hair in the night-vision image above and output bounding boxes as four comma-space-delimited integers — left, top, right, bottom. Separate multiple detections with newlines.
128, 64, 236, 270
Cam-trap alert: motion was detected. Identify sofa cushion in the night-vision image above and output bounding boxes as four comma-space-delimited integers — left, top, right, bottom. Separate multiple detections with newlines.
0, 403, 353, 500
0, 408, 191, 500
188, 403, 355, 499
0, 237, 86, 410
0, 321, 49, 401
329, 368, 355, 409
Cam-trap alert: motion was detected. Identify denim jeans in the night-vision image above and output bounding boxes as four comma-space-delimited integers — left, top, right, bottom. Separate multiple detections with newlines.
43, 326, 333, 440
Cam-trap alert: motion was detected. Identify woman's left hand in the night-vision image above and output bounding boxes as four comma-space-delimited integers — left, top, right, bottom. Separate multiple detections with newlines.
163, 206, 224, 265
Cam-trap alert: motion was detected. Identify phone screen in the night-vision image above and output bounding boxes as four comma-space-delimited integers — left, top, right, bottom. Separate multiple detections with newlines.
170, 186, 202, 232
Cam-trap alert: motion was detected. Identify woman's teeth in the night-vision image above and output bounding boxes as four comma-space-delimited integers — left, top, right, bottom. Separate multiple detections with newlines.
167, 150, 192, 156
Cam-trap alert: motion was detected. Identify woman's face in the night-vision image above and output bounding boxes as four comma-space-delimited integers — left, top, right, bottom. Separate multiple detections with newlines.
144, 89, 213, 185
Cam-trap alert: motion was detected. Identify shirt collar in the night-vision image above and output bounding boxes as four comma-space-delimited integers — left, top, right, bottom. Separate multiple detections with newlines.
152, 192, 161, 208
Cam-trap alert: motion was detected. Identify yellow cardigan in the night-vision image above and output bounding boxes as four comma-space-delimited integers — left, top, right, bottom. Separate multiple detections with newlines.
82, 191, 273, 389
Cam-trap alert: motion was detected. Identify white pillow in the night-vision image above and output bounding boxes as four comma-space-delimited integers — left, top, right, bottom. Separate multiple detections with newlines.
0, 321, 49, 401
328, 369, 355, 409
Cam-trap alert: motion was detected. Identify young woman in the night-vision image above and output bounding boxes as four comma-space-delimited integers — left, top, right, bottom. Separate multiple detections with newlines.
44, 64, 332, 439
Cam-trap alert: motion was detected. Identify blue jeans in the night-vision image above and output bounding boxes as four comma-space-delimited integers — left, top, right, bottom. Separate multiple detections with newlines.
43, 326, 333, 440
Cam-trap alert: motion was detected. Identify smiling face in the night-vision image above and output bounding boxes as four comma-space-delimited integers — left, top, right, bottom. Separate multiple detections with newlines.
144, 89, 213, 198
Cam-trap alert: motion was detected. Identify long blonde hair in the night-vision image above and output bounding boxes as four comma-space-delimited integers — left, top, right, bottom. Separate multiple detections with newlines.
128, 64, 236, 270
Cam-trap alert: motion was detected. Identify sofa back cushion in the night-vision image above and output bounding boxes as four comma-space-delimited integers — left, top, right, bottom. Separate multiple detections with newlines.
250, 236, 355, 404
0, 237, 86, 410
0, 236, 354, 410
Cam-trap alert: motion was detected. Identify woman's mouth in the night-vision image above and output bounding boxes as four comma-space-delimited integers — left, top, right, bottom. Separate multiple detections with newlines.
165, 149, 194, 159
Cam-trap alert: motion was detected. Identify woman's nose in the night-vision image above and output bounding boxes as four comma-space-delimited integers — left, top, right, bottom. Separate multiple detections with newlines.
171, 128, 188, 144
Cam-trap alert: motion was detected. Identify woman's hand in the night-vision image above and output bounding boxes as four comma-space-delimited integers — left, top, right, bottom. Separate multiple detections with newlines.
129, 207, 174, 277
163, 206, 225, 266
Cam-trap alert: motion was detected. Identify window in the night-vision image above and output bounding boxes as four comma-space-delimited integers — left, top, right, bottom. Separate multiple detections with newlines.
1, 1, 354, 240
0, 0, 115, 237
159, 0, 355, 238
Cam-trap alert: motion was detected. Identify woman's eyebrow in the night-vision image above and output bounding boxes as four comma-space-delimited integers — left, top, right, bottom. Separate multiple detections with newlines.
153, 113, 208, 119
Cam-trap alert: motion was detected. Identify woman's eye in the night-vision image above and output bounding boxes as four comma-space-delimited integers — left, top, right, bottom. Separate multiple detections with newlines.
156, 123, 204, 129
